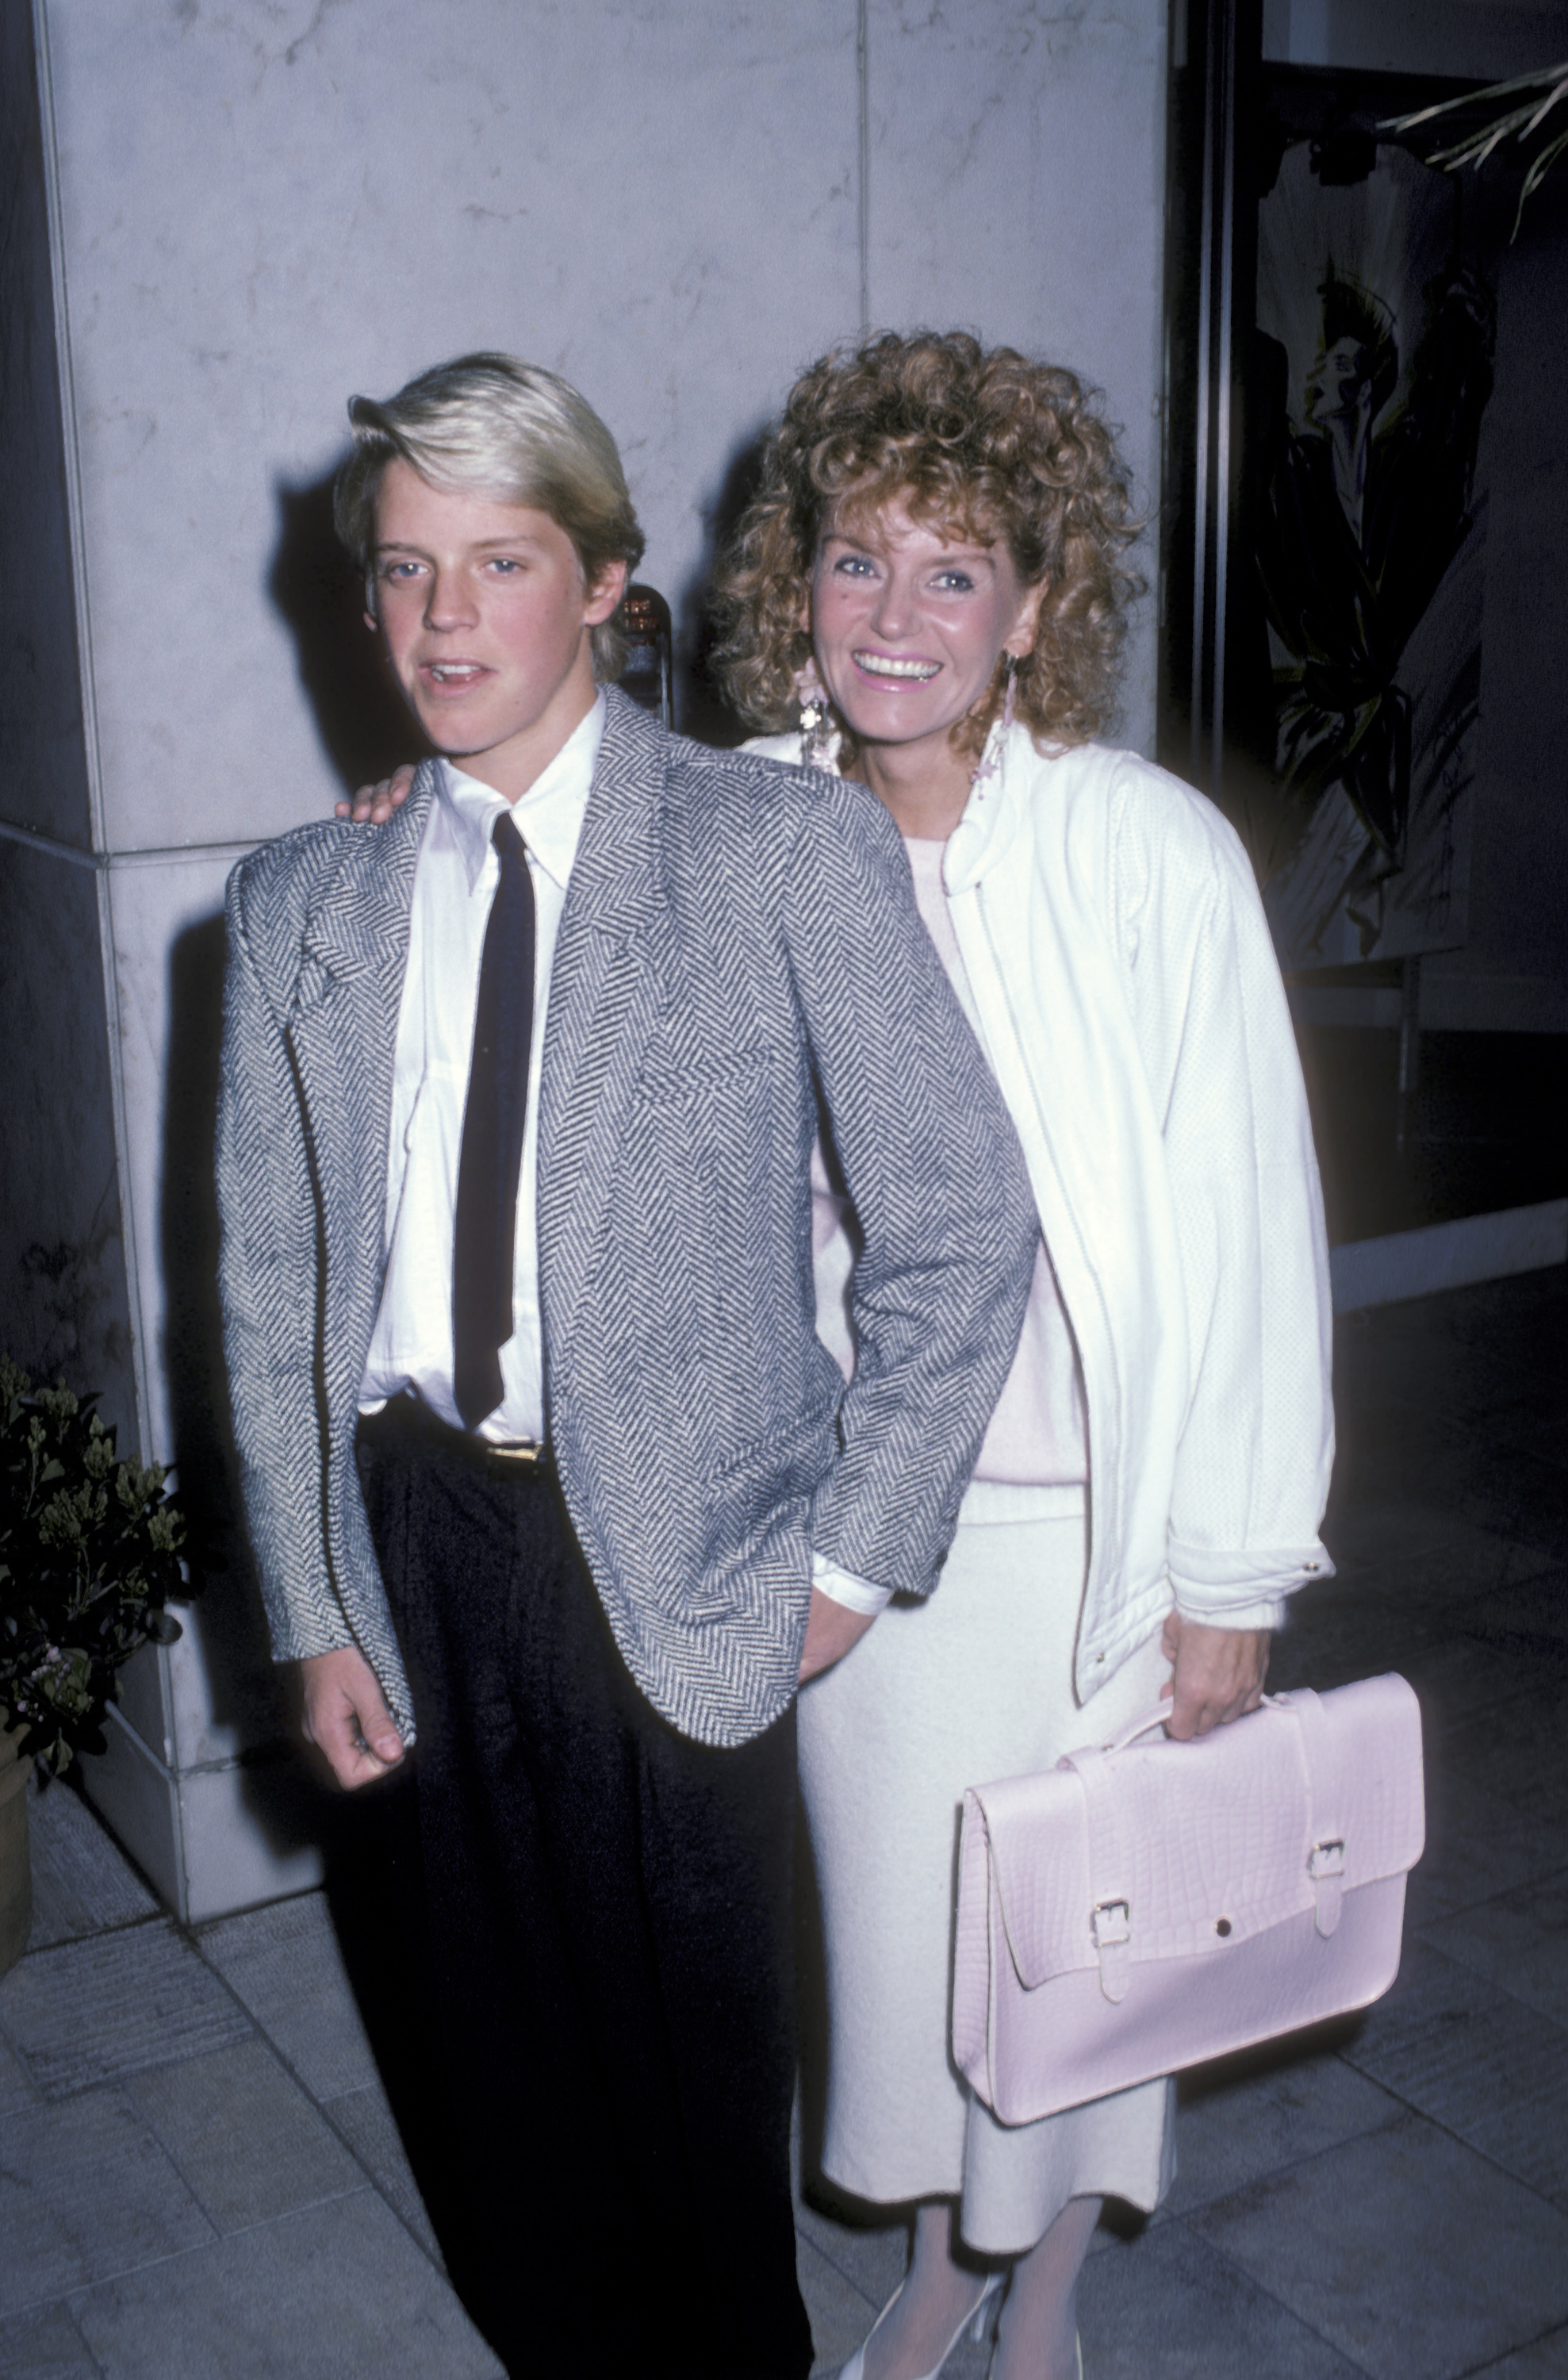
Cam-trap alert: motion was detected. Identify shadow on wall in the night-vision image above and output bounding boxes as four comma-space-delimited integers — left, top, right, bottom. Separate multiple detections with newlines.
677, 423, 771, 749
268, 440, 775, 763
269, 469, 431, 795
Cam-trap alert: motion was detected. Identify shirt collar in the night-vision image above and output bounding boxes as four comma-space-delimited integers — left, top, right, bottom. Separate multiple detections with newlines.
437, 691, 607, 895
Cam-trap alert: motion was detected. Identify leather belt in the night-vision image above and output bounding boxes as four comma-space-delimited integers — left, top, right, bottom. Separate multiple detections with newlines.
362, 1395, 554, 1479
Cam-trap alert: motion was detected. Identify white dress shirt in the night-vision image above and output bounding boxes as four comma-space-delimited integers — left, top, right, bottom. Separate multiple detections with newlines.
359, 697, 604, 1442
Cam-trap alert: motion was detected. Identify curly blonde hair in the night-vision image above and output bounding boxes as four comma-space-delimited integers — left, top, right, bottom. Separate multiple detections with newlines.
711, 330, 1142, 762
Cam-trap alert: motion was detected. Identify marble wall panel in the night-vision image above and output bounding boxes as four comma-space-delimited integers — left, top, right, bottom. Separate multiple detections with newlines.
864, 0, 1167, 752
113, 1595, 286, 1778
78, 1702, 328, 1922
110, 1642, 172, 1768
73, 1703, 185, 1917
174, 1754, 328, 1923
102, 846, 242, 1467
0, 2, 94, 849
0, 841, 134, 1423
40, 0, 862, 851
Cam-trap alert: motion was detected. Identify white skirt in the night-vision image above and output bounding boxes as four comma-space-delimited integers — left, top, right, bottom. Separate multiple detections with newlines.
797, 1508, 1176, 2255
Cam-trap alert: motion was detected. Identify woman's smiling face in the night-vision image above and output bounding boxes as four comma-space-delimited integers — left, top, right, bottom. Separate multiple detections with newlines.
808, 493, 1042, 769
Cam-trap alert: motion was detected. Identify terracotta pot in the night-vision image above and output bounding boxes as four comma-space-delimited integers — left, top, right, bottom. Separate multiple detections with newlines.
0, 1718, 33, 1980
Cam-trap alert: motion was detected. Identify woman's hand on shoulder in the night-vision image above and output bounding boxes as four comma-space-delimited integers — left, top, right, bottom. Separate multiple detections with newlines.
1159, 1611, 1270, 1740
334, 763, 418, 824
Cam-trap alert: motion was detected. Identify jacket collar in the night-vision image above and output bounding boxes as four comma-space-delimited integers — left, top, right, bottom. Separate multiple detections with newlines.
753, 713, 1043, 900
294, 681, 639, 994
297, 762, 439, 999
536, 687, 673, 1365
555, 684, 667, 941
291, 689, 665, 1018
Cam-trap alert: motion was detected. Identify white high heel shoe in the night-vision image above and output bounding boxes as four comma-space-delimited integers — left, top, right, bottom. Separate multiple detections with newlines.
838, 2269, 1003, 2380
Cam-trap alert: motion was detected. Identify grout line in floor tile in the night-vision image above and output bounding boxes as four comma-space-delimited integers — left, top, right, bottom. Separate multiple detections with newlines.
19, 1903, 174, 1955
1320, 2046, 1568, 2239
63, 2294, 108, 2380
1157, 2209, 1383, 2378
1449, 2333, 1565, 2380
12, 2221, 222, 2326
1152, 2091, 1409, 2226
794, 2230, 894, 2308
182, 1919, 454, 2278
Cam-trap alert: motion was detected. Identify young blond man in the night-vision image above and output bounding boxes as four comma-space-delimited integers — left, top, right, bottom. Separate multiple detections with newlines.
217, 354, 1037, 2380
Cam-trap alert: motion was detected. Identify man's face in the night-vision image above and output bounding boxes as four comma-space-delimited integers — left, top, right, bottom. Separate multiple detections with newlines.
1305, 337, 1371, 428
367, 459, 626, 800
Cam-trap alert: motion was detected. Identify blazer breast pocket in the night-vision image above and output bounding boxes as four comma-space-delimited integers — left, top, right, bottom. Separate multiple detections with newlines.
631, 1038, 777, 1107
627, 1038, 786, 1242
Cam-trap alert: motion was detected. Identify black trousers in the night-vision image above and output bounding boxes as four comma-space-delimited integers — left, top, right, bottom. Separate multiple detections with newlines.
356, 1401, 813, 2380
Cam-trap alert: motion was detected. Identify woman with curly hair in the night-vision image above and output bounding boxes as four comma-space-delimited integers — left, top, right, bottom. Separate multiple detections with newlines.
712, 331, 1334, 2380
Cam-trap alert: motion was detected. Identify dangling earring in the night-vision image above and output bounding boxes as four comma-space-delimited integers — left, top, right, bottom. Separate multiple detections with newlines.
796, 663, 835, 770
969, 653, 1017, 795
999, 651, 1018, 739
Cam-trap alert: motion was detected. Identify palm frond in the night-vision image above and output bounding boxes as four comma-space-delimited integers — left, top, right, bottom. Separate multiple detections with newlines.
1516, 123, 1568, 232
1386, 63, 1568, 138
1382, 62, 1568, 237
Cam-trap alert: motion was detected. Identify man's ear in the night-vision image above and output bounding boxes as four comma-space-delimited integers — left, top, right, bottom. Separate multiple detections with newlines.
585, 558, 630, 626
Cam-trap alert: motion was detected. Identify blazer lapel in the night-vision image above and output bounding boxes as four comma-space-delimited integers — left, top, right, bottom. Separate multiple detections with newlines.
288, 767, 436, 1299
539, 693, 672, 1365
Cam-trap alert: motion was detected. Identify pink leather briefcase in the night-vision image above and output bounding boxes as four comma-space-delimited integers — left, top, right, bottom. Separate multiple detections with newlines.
952, 1676, 1424, 2125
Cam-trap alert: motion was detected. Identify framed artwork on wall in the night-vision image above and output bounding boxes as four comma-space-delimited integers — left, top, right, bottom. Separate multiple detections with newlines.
1160, 2, 1498, 977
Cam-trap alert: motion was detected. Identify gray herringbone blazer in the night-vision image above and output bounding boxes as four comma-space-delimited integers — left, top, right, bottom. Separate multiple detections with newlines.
217, 691, 1036, 1747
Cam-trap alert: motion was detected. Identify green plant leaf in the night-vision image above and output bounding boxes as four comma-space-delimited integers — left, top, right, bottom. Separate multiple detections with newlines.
0, 1352, 194, 1775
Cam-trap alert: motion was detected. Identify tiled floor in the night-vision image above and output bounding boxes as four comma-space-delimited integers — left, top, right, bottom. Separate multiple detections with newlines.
2, 1265, 1566, 2379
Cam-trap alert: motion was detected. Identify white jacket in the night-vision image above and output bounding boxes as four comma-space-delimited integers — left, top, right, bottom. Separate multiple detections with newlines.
749, 724, 1335, 1702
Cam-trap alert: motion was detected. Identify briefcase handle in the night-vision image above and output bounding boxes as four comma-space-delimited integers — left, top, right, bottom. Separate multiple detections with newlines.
1076, 1691, 1347, 1940
1097, 1691, 1298, 1757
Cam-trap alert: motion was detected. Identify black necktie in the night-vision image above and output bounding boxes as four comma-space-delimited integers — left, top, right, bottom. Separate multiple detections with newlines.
453, 815, 535, 1429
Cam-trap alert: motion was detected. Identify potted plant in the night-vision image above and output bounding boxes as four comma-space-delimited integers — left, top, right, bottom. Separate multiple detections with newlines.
0, 1356, 189, 1976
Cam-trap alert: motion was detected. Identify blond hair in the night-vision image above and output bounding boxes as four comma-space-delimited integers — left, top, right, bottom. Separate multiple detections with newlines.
335, 352, 646, 677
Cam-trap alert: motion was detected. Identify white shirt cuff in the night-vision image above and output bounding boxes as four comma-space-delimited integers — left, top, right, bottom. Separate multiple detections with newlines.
811, 1550, 894, 1617
1175, 1596, 1288, 1633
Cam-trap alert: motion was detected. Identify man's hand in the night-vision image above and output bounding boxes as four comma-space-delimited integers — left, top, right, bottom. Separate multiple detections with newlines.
301, 1646, 407, 1788
1160, 1613, 1271, 1741
334, 763, 419, 823
798, 1588, 877, 1684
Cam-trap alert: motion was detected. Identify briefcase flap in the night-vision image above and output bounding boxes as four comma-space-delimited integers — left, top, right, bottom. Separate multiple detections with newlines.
966, 1675, 1425, 1992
